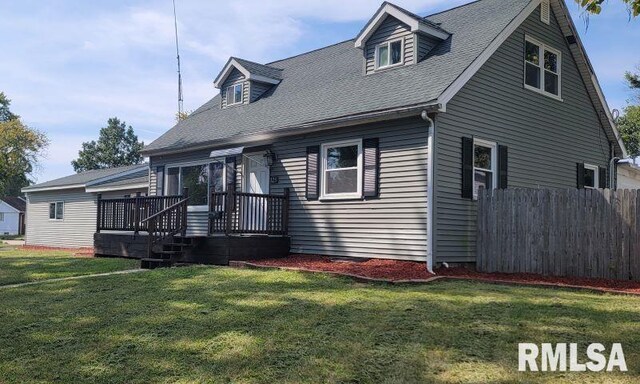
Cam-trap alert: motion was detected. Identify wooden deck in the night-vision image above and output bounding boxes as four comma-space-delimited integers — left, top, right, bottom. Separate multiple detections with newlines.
94, 188, 291, 266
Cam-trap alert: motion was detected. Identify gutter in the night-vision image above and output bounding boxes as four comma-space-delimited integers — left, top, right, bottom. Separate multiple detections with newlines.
142, 101, 442, 157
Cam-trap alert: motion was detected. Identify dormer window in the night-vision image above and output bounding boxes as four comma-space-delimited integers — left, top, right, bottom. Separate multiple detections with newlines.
376, 40, 403, 69
226, 83, 243, 105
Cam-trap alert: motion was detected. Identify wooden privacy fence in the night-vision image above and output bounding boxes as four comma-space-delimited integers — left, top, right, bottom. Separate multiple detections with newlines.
477, 188, 640, 281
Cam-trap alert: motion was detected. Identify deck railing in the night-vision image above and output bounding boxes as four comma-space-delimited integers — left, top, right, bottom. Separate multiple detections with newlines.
210, 188, 290, 236
96, 191, 186, 233
140, 192, 189, 258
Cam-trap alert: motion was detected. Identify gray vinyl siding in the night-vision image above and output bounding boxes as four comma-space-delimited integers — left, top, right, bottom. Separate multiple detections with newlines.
24, 187, 144, 248
434, 6, 611, 263
364, 16, 415, 74
249, 81, 273, 102
221, 69, 249, 107
149, 149, 243, 237
270, 117, 429, 261
416, 34, 440, 62
149, 117, 429, 260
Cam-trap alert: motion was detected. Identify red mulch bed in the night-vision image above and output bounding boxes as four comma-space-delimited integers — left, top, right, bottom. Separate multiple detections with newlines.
19, 245, 95, 257
247, 255, 640, 295
249, 255, 435, 280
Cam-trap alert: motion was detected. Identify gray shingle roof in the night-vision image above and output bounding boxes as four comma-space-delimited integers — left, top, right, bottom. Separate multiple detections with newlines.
22, 164, 148, 191
232, 57, 283, 80
1, 197, 26, 212
88, 171, 149, 189
144, 0, 531, 154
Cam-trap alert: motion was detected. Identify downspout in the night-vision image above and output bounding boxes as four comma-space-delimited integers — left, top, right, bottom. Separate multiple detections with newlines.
609, 142, 620, 190
421, 110, 435, 273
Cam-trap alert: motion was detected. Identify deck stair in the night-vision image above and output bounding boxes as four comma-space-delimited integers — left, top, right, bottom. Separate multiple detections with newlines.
141, 236, 194, 269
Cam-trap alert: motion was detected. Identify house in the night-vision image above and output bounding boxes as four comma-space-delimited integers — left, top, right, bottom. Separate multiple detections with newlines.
21, 164, 149, 248
616, 159, 640, 189
95, 0, 626, 269
0, 197, 26, 236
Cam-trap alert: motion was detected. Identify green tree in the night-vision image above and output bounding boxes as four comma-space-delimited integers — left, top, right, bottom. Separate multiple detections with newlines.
618, 105, 640, 157
71, 117, 144, 173
577, 0, 640, 17
0, 92, 19, 122
0, 93, 49, 196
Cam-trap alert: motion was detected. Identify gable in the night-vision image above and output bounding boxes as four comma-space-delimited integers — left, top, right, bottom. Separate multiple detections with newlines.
364, 16, 415, 74
443, 2, 611, 181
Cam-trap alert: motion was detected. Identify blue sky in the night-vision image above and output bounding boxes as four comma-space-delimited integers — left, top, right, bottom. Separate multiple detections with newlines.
1, 0, 638, 183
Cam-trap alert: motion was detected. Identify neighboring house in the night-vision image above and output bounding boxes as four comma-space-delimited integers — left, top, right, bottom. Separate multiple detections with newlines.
616, 159, 640, 189
0, 197, 26, 236
101, 0, 626, 269
21, 164, 149, 248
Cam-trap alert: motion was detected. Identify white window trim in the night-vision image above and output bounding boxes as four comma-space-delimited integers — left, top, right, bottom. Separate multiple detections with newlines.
524, 35, 562, 101
165, 160, 226, 212
0, 212, 4, 222
473, 138, 498, 200
49, 201, 64, 221
584, 163, 599, 189
320, 139, 363, 200
374, 38, 404, 70
225, 83, 243, 106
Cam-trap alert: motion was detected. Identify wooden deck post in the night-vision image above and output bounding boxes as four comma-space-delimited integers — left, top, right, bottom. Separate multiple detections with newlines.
181, 188, 189, 236
96, 193, 102, 233
225, 185, 234, 235
283, 188, 290, 235
134, 192, 141, 234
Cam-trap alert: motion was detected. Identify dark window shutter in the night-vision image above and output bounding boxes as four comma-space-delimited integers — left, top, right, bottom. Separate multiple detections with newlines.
225, 156, 236, 192
155, 166, 164, 196
461, 137, 474, 199
577, 163, 585, 189
498, 145, 508, 189
363, 138, 380, 198
599, 166, 607, 189
306, 145, 320, 200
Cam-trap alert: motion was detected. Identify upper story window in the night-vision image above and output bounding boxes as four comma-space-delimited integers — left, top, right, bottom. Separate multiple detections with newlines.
473, 139, 497, 199
226, 83, 243, 105
376, 40, 403, 69
49, 202, 64, 220
321, 139, 362, 199
524, 36, 561, 100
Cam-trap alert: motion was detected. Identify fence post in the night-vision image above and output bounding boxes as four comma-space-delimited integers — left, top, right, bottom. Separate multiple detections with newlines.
96, 193, 102, 233
283, 188, 290, 235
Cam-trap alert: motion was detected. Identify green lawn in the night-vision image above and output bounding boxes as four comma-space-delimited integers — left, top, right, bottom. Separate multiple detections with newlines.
0, 266, 638, 383
0, 244, 139, 285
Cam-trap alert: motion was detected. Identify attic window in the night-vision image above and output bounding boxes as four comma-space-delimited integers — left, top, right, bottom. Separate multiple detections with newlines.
226, 83, 243, 105
376, 40, 403, 69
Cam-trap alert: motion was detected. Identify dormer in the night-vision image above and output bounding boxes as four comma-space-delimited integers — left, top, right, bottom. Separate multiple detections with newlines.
213, 57, 282, 108
355, 2, 450, 75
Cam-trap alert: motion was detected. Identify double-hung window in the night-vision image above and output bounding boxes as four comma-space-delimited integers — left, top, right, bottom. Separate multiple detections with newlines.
583, 164, 599, 189
376, 40, 403, 69
321, 139, 362, 199
49, 202, 64, 220
226, 83, 243, 105
473, 139, 497, 198
0, 213, 4, 222
524, 36, 561, 99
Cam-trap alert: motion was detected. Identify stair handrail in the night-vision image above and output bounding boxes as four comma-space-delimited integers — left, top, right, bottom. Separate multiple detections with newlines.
144, 188, 189, 259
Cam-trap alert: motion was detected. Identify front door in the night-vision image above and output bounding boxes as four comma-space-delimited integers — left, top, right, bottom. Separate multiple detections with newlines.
243, 153, 270, 231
